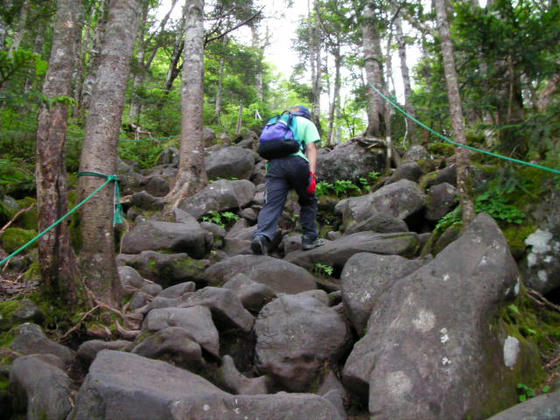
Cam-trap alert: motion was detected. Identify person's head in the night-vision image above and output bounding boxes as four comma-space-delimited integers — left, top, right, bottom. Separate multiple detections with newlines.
291, 105, 311, 120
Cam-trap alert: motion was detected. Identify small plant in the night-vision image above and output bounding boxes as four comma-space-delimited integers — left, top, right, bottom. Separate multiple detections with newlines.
201, 210, 239, 228
358, 177, 371, 192
368, 171, 380, 183
516, 383, 536, 402
315, 181, 333, 196
313, 263, 334, 277
333, 180, 361, 196
475, 191, 525, 224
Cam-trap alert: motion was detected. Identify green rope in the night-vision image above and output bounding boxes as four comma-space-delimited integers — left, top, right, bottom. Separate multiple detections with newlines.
119, 135, 179, 143
368, 82, 560, 175
78, 172, 124, 225
0, 173, 121, 268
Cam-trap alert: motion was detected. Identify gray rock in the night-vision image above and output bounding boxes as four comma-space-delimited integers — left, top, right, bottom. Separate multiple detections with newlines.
77, 339, 132, 364
128, 290, 154, 310
345, 213, 409, 235
421, 164, 457, 189
9, 323, 75, 368
118, 266, 146, 296
121, 220, 212, 258
285, 231, 420, 271
130, 191, 165, 211
205, 146, 257, 180
403, 145, 430, 161
425, 182, 457, 221
140, 175, 170, 197
221, 355, 270, 395
223, 273, 276, 313
385, 161, 424, 185
0, 299, 44, 331
205, 255, 317, 294
118, 251, 209, 288
69, 350, 343, 420
342, 214, 537, 419
132, 327, 204, 368
178, 287, 255, 333
317, 137, 386, 185
222, 218, 256, 255
10, 355, 73, 420
156, 147, 179, 166
177, 179, 256, 219
203, 126, 216, 144
521, 228, 560, 294
487, 389, 560, 420
341, 253, 424, 334
157, 282, 196, 299
335, 179, 426, 228
255, 294, 350, 392
142, 306, 219, 357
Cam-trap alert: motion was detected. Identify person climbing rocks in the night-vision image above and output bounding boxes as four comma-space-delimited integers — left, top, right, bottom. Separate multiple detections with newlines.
251, 105, 326, 255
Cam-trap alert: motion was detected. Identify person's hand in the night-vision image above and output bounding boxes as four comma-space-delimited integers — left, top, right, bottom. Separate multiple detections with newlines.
307, 172, 317, 194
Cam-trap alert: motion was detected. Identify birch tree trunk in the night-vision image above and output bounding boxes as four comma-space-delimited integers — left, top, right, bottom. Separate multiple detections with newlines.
362, 2, 384, 138
166, 0, 207, 207
36, 0, 86, 307
78, 0, 141, 306
8, 0, 30, 57
435, 0, 475, 225
394, 13, 417, 142
326, 47, 341, 147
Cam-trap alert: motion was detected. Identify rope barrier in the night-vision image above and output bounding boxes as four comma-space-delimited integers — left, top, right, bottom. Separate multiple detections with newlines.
0, 173, 122, 268
368, 82, 560, 175
119, 135, 179, 143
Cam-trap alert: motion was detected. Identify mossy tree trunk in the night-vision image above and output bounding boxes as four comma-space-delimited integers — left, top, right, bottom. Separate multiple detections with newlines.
166, 0, 207, 208
36, 0, 87, 307
435, 0, 476, 225
78, 0, 141, 307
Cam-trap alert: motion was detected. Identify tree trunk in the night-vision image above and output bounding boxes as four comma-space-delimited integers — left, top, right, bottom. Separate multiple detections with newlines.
394, 13, 417, 142
36, 0, 86, 307
164, 2, 188, 93
327, 47, 341, 147
80, 0, 111, 113
166, 0, 207, 207
250, 22, 264, 102
78, 0, 141, 307
362, 2, 384, 138
8, 0, 30, 57
128, 0, 149, 123
435, 0, 475, 225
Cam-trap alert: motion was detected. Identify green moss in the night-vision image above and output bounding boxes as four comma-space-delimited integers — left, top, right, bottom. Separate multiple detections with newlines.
503, 223, 536, 259
427, 142, 455, 157
15, 197, 37, 229
23, 261, 41, 283
1, 227, 37, 253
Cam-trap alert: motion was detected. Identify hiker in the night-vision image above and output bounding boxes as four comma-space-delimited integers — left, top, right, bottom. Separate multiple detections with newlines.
251, 105, 326, 255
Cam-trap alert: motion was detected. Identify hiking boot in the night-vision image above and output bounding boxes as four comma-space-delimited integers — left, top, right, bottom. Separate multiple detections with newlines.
302, 237, 326, 251
251, 235, 269, 256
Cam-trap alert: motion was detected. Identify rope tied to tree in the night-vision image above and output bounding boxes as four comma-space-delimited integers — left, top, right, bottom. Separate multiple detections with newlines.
78, 172, 124, 225
0, 172, 123, 268
368, 82, 560, 175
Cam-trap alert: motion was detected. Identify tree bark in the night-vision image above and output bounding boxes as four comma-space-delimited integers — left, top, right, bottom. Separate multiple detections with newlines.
327, 47, 341, 147
36, 0, 86, 307
394, 13, 417, 142
166, 0, 207, 207
8, 0, 30, 57
435, 0, 475, 225
362, 2, 384, 138
78, 0, 141, 307
164, 2, 188, 93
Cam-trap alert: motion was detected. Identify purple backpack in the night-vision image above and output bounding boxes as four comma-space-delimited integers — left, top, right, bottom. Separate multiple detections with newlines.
258, 112, 302, 160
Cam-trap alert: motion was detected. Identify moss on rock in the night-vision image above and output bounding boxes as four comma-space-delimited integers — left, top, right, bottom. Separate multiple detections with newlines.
1, 227, 37, 254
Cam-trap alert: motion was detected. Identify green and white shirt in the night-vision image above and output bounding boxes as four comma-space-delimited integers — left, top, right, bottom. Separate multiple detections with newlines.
290, 116, 321, 162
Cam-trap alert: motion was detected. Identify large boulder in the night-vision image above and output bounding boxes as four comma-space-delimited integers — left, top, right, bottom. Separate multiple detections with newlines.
69, 350, 344, 420
9, 323, 75, 368
255, 293, 350, 392
285, 231, 420, 271
121, 220, 212, 258
317, 137, 386, 184
0, 299, 44, 332
342, 214, 540, 419
177, 179, 255, 219
521, 227, 560, 295
340, 253, 424, 335
205, 146, 257, 180
10, 355, 73, 420
142, 306, 220, 357
117, 251, 209, 288
335, 179, 426, 229
425, 182, 457, 222
487, 389, 560, 420
205, 255, 317, 294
